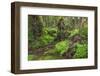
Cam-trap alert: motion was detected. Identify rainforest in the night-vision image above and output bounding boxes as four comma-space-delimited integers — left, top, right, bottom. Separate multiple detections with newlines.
28, 15, 88, 60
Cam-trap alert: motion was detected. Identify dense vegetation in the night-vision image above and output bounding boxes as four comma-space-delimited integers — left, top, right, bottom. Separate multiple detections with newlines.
28, 15, 88, 60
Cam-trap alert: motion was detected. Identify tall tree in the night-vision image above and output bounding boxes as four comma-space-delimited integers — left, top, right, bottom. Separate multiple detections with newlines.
31, 15, 43, 40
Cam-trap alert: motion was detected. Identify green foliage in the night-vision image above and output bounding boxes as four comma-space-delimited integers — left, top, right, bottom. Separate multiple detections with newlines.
40, 34, 54, 45
69, 29, 79, 37
48, 28, 58, 36
40, 49, 64, 60
28, 15, 88, 60
28, 55, 33, 60
80, 26, 88, 38
28, 32, 33, 41
55, 40, 69, 55
43, 40, 70, 59
31, 40, 43, 49
44, 49, 56, 55
42, 56, 55, 60
74, 43, 88, 58
39, 55, 57, 60
43, 27, 57, 36
28, 54, 40, 60
39, 27, 57, 45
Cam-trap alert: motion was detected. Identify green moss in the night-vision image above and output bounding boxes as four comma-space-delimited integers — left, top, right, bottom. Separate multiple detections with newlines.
28, 55, 40, 60
28, 55, 33, 60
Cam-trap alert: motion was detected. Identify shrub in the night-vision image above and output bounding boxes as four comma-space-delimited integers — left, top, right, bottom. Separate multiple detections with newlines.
55, 40, 69, 55
40, 34, 54, 45
43, 27, 57, 37
73, 43, 88, 58
69, 29, 79, 37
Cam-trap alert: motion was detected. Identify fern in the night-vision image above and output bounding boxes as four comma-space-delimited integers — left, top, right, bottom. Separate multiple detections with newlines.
55, 40, 69, 55
40, 35, 54, 45
69, 29, 79, 37
74, 43, 88, 58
